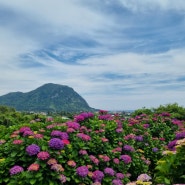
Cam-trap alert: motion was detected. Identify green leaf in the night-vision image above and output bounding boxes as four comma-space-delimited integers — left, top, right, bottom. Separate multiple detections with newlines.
164, 178, 171, 184
30, 179, 36, 185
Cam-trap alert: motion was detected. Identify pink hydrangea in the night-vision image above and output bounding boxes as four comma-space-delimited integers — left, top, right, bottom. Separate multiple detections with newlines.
37, 151, 50, 160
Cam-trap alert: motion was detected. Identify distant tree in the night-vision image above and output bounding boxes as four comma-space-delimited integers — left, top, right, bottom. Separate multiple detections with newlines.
131, 107, 153, 117
154, 103, 185, 120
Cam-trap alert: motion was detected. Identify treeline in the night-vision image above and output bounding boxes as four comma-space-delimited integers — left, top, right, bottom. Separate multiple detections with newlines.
131, 103, 185, 120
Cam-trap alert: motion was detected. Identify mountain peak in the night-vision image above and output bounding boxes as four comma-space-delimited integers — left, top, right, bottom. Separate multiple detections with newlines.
0, 83, 95, 112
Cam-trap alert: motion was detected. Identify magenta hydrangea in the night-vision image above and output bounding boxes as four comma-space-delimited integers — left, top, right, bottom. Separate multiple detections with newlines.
49, 138, 64, 150
26, 144, 40, 156
112, 179, 123, 185
9, 165, 24, 175
123, 145, 135, 152
76, 166, 89, 178
67, 121, 80, 130
120, 155, 132, 164
104, 167, 115, 176
37, 151, 50, 160
92, 170, 104, 182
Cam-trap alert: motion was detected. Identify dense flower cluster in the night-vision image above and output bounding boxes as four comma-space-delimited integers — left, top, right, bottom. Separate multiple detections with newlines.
67, 160, 76, 167
13, 139, 23, 145
2, 110, 185, 184
49, 138, 64, 150
26, 144, 40, 156
67, 121, 80, 130
76, 166, 89, 177
92, 170, 104, 182
51, 164, 64, 172
123, 145, 135, 152
137, 173, 152, 181
27, 163, 40, 171
9, 165, 24, 175
120, 155, 132, 164
77, 133, 91, 141
112, 179, 123, 185
104, 167, 115, 176
19, 126, 31, 133
89, 155, 99, 165
47, 158, 57, 166
37, 151, 50, 160
59, 174, 67, 183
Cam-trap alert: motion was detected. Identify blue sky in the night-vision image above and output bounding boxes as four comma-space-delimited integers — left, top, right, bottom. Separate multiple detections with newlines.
0, 0, 185, 110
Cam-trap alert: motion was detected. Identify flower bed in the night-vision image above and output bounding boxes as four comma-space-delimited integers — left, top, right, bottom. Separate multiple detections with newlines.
0, 111, 184, 184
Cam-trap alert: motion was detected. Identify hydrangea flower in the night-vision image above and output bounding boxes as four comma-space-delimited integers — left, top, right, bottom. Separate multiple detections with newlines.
123, 145, 135, 152
67, 160, 76, 167
37, 151, 50, 160
51, 164, 64, 172
26, 144, 40, 156
47, 158, 57, 166
67, 121, 80, 130
137, 173, 152, 181
120, 155, 132, 164
27, 163, 40, 171
116, 173, 124, 179
19, 126, 31, 133
152, 147, 159, 152
13, 139, 23, 145
79, 149, 88, 155
76, 166, 89, 177
59, 174, 67, 183
104, 167, 115, 176
112, 179, 123, 185
9, 165, 24, 175
92, 170, 104, 182
49, 138, 64, 150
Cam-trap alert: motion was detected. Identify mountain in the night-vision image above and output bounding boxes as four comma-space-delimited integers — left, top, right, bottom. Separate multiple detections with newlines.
0, 83, 95, 112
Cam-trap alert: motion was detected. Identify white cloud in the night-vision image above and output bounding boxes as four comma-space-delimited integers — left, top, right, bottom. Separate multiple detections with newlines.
0, 0, 185, 110
119, 0, 185, 12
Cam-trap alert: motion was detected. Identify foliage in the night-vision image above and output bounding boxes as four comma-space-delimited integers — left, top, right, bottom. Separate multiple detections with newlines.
153, 103, 185, 120
0, 106, 184, 184
154, 132, 185, 184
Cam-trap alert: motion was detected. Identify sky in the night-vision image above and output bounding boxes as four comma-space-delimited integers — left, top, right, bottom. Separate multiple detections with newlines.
0, 0, 185, 110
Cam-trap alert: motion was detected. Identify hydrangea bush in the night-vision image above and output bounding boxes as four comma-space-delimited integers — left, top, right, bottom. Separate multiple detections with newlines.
0, 110, 184, 184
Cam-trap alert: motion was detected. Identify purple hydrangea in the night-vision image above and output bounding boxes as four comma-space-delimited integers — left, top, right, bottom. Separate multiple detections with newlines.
67, 121, 80, 130
120, 155, 132, 164
168, 140, 177, 150
123, 145, 134, 152
92, 170, 104, 182
77, 133, 91, 141
175, 132, 185, 139
116, 173, 124, 179
23, 130, 34, 137
60, 132, 69, 140
51, 130, 63, 137
152, 147, 159, 152
74, 115, 85, 122
104, 167, 115, 176
112, 179, 123, 185
76, 166, 89, 177
49, 138, 64, 150
9, 165, 24, 175
98, 114, 113, 120
135, 135, 144, 141
26, 144, 40, 156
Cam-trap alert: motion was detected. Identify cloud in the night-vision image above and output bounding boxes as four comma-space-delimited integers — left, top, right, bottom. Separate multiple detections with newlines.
118, 0, 185, 12
0, 0, 185, 110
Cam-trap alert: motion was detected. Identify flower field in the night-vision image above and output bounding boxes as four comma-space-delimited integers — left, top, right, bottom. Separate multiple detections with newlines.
0, 108, 185, 184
